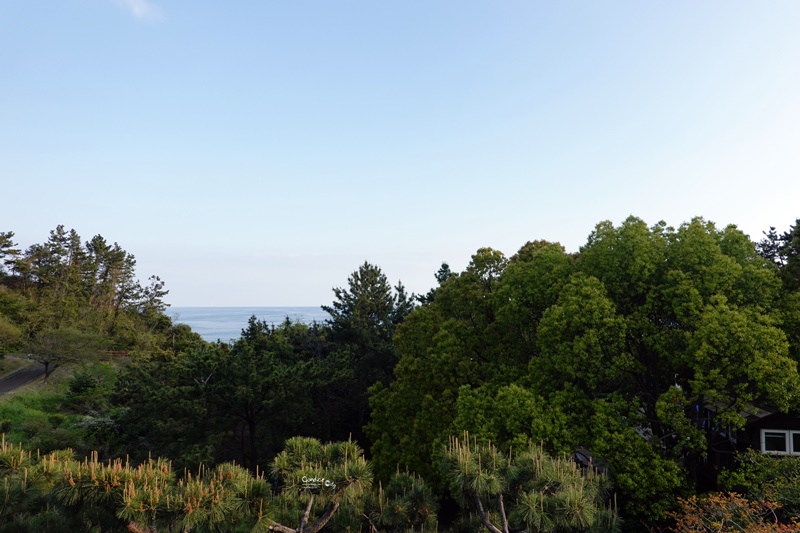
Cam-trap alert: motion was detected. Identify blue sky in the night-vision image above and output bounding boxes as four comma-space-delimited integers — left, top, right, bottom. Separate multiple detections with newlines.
2, 1, 799, 306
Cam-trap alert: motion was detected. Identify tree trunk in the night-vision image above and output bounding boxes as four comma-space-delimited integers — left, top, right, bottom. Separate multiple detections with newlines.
247, 414, 259, 470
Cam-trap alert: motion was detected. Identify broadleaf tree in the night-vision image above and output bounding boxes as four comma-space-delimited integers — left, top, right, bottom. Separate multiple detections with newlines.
368, 216, 800, 525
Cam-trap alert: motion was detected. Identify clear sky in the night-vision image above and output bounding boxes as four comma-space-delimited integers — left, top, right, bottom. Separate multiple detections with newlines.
2, 1, 799, 306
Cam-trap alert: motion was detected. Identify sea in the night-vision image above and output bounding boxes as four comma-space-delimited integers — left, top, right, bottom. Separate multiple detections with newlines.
169, 307, 331, 343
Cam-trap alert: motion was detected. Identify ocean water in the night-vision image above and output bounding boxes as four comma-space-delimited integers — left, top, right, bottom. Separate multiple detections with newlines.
169, 307, 331, 343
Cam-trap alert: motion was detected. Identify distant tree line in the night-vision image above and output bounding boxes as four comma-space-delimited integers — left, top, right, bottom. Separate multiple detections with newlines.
0, 226, 183, 374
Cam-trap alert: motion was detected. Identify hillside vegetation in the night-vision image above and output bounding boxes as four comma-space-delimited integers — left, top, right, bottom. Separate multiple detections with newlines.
1, 218, 799, 532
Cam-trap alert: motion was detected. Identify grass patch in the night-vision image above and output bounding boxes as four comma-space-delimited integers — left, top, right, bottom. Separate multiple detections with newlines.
0, 389, 84, 452
0, 362, 119, 455
0, 355, 32, 378
0, 364, 70, 399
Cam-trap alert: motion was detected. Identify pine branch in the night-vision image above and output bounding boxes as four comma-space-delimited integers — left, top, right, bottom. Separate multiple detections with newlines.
305, 501, 340, 533
474, 494, 503, 533
299, 494, 315, 531
497, 493, 510, 533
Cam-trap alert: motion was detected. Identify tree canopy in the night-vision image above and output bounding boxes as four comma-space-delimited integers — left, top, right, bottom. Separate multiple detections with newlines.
0, 225, 173, 357
322, 261, 415, 443
441, 434, 619, 533
368, 216, 800, 524
4, 216, 800, 531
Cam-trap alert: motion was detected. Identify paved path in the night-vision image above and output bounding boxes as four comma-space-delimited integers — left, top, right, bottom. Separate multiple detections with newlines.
0, 364, 45, 395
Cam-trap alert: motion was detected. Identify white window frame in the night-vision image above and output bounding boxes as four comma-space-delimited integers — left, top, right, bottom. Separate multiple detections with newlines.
760, 429, 800, 455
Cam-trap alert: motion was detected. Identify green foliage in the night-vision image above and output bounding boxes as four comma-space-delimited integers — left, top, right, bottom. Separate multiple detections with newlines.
531, 217, 798, 521
109, 346, 229, 468
441, 434, 619, 533
418, 262, 454, 304
24, 327, 106, 380
367, 471, 439, 532
0, 389, 89, 454
65, 365, 115, 413
110, 318, 338, 470
0, 287, 32, 355
532, 272, 631, 396
0, 232, 20, 276
758, 218, 800, 291
0, 438, 272, 532
451, 384, 571, 454
776, 290, 800, 363
687, 297, 798, 425
570, 396, 689, 521
1, 225, 176, 357
0, 436, 380, 532
368, 304, 451, 485
494, 241, 575, 354
719, 450, 800, 520
0, 313, 22, 355
369, 216, 800, 527
368, 248, 523, 486
4, 217, 798, 530
324, 261, 414, 340
323, 261, 415, 443
268, 436, 374, 532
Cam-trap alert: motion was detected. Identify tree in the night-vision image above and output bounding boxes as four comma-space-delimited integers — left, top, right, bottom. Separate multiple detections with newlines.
5, 226, 170, 337
441, 434, 619, 533
0, 226, 176, 363
494, 241, 575, 356
450, 384, 572, 455
214, 317, 315, 468
110, 318, 327, 471
529, 218, 800, 519
368, 248, 518, 485
758, 219, 800, 291
369, 244, 575, 487
0, 438, 274, 532
109, 346, 224, 468
83, 234, 139, 333
24, 327, 104, 380
368, 217, 800, 526
137, 275, 169, 318
19, 226, 91, 327
323, 261, 414, 341
365, 471, 438, 532
758, 219, 800, 362
322, 261, 415, 442
0, 314, 22, 355
0, 436, 386, 532
417, 262, 454, 304
528, 217, 799, 520
0, 231, 19, 277
268, 437, 373, 533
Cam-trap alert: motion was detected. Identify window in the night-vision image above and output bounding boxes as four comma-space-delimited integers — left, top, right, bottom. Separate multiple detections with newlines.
761, 429, 800, 455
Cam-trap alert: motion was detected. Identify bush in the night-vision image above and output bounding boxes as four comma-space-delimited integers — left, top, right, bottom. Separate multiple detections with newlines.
667, 492, 797, 532
65, 366, 114, 413
719, 449, 800, 521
